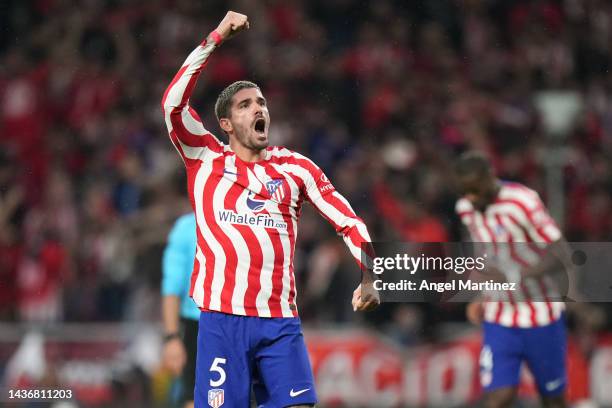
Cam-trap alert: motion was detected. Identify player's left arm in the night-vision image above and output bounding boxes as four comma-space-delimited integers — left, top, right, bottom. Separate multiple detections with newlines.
515, 191, 566, 274
160, 217, 193, 375
520, 208, 604, 325
299, 156, 379, 311
516, 191, 584, 300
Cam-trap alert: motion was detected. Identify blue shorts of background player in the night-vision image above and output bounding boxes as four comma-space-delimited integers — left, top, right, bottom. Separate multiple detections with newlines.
194, 311, 317, 408
480, 316, 567, 397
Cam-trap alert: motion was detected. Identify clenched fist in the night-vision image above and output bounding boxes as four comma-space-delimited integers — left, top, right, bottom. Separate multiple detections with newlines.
466, 301, 484, 325
352, 283, 380, 312
215, 11, 249, 42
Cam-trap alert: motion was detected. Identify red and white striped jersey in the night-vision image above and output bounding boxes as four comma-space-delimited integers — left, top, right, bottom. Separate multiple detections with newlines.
456, 182, 564, 327
162, 36, 372, 318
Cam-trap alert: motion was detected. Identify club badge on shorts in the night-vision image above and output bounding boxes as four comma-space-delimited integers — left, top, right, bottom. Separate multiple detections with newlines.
208, 389, 224, 407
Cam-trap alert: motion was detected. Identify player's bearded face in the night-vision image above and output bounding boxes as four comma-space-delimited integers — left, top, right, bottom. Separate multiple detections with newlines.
228, 88, 270, 151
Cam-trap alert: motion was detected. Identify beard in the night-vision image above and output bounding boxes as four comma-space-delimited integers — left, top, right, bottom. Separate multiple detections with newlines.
234, 125, 269, 151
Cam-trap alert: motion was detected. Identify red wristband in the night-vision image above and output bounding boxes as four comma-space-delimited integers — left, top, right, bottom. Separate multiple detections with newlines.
209, 30, 223, 46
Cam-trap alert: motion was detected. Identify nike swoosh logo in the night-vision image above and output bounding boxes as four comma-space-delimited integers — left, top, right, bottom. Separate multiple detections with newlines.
223, 169, 238, 176
545, 378, 564, 391
289, 388, 310, 397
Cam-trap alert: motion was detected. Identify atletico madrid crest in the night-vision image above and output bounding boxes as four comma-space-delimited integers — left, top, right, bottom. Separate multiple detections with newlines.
266, 179, 285, 202
208, 389, 224, 407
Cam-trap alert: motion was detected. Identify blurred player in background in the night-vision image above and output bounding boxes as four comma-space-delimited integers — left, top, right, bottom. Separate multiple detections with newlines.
161, 11, 378, 408
455, 151, 569, 408
161, 212, 199, 408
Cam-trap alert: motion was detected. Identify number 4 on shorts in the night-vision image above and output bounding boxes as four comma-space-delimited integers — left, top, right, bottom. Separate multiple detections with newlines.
210, 357, 227, 387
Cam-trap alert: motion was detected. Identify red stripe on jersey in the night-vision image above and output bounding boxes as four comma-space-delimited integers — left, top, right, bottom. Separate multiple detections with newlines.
506, 288, 518, 327
481, 214, 498, 252
178, 56, 209, 109
169, 130, 186, 158
281, 170, 305, 311
161, 66, 188, 108
169, 130, 202, 166
497, 214, 530, 268
494, 301, 504, 325
219, 179, 246, 312
189, 249, 200, 299
264, 223, 284, 317
292, 156, 319, 177
323, 193, 366, 242
519, 282, 538, 327
188, 107, 203, 124
309, 193, 372, 273
169, 110, 221, 150
267, 166, 299, 316
505, 213, 547, 259
483, 214, 507, 326
202, 158, 238, 314
233, 168, 263, 313
538, 279, 555, 322
465, 214, 484, 241
286, 155, 329, 191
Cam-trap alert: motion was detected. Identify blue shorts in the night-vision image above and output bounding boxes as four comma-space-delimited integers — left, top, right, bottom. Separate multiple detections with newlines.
480, 317, 567, 396
194, 311, 317, 408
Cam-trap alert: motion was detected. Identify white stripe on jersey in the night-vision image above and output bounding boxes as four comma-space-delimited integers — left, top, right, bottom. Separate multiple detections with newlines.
496, 213, 540, 265
194, 161, 226, 311
497, 296, 514, 327
483, 299, 500, 322
177, 139, 206, 161
181, 108, 209, 136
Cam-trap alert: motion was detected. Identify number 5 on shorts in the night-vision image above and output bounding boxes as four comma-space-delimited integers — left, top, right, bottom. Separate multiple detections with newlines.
210, 357, 227, 387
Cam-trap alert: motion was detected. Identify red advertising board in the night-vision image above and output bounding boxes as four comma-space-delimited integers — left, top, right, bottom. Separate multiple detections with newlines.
306, 330, 602, 407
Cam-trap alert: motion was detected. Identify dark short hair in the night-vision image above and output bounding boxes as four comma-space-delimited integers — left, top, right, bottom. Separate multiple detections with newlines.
214, 80, 260, 121
455, 151, 493, 178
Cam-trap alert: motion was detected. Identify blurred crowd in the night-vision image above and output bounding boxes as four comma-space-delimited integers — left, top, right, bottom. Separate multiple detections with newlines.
1, 0, 612, 341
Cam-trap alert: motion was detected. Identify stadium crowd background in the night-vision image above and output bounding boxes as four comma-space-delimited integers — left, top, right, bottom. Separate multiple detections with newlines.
1, 0, 612, 404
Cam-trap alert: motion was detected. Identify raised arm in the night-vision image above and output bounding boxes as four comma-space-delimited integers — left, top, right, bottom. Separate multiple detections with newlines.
161, 11, 250, 161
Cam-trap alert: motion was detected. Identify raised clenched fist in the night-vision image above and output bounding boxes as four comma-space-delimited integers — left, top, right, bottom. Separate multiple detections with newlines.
215, 11, 249, 42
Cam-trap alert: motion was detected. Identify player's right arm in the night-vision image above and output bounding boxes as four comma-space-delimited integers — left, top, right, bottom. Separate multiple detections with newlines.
161, 11, 249, 161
